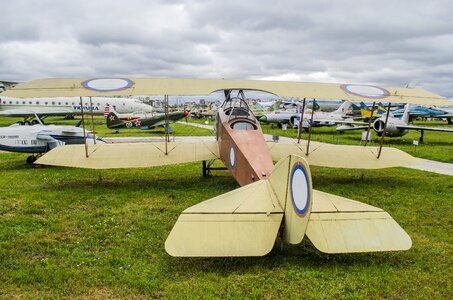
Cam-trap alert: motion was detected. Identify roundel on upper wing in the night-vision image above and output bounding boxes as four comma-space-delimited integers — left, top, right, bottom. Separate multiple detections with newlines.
289, 162, 310, 217
229, 145, 235, 169
82, 78, 134, 92
341, 84, 390, 99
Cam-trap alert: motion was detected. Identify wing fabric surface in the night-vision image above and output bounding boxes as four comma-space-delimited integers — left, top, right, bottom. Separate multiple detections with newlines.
165, 180, 284, 257
35, 141, 219, 169
267, 141, 419, 169
4, 78, 451, 106
306, 190, 412, 253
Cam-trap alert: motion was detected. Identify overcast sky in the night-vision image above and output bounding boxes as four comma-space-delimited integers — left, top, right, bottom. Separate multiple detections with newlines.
1, 0, 452, 97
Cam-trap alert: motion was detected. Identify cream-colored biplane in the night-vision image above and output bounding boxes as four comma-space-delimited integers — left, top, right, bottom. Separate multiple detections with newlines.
4, 78, 451, 257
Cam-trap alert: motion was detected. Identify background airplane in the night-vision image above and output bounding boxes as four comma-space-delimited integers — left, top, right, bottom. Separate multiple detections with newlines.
337, 104, 453, 142
0, 122, 104, 163
260, 100, 353, 128
106, 109, 188, 130
0, 96, 153, 123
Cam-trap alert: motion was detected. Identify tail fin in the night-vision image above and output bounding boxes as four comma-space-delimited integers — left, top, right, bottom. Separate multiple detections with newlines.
333, 101, 352, 116
402, 103, 411, 123
103, 103, 110, 117
106, 111, 123, 129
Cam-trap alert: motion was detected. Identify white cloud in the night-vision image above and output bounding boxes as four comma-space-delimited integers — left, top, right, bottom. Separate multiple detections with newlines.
0, 0, 452, 97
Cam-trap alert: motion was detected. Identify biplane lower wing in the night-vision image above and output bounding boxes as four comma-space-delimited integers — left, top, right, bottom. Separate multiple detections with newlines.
35, 141, 219, 169
306, 190, 412, 253
165, 155, 412, 257
267, 141, 419, 169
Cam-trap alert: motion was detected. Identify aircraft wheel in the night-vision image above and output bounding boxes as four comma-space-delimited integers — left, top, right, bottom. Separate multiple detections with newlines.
31, 120, 39, 125
26, 156, 37, 164
17, 121, 24, 125
24, 121, 31, 125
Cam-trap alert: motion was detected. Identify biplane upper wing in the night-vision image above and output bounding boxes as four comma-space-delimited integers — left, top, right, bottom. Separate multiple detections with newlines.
165, 155, 412, 257
3, 77, 452, 106
35, 141, 219, 169
267, 141, 419, 169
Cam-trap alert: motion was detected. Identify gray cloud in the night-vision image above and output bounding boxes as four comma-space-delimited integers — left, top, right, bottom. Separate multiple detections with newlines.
0, 0, 452, 97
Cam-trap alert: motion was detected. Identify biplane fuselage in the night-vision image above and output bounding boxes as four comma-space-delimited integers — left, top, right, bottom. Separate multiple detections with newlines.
215, 100, 273, 186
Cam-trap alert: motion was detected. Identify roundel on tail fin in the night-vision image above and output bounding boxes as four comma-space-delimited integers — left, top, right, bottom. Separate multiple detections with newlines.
283, 156, 313, 245
290, 162, 311, 217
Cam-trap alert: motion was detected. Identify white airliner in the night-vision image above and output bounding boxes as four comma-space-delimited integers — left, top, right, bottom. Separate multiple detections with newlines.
0, 96, 153, 123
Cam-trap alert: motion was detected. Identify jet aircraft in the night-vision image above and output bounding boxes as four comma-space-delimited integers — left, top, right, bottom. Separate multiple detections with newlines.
337, 104, 453, 142
260, 100, 353, 128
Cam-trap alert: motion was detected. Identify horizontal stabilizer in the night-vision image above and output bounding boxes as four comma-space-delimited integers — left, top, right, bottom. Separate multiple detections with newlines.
306, 190, 412, 253
165, 180, 284, 257
267, 141, 419, 169
35, 141, 219, 169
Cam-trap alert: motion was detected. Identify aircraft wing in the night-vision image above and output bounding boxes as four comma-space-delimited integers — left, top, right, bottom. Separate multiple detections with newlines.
396, 124, 453, 132
306, 190, 412, 253
335, 125, 370, 131
267, 141, 419, 168
36, 132, 65, 149
4, 77, 452, 106
35, 141, 220, 169
0, 107, 73, 117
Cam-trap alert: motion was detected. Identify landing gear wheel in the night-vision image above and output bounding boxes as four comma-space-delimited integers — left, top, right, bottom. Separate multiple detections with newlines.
31, 120, 39, 125
26, 155, 37, 164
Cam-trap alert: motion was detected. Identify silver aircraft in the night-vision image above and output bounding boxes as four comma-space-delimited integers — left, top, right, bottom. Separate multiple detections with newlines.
0, 121, 104, 163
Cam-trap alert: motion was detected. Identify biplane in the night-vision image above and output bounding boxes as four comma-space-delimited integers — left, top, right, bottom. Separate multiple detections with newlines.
4, 78, 451, 257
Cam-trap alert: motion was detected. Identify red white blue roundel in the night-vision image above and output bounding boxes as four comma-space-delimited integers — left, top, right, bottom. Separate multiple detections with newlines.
290, 162, 310, 217
82, 78, 134, 92
341, 84, 390, 99
229, 145, 235, 169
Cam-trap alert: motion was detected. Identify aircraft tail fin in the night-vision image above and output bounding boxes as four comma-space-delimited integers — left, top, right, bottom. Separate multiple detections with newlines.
75, 120, 83, 127
402, 104, 411, 123
106, 111, 123, 129
333, 101, 352, 116
103, 103, 110, 117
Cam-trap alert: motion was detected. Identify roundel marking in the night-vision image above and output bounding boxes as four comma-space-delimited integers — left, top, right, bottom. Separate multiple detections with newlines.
229, 145, 235, 169
290, 162, 310, 217
341, 84, 390, 99
82, 78, 134, 92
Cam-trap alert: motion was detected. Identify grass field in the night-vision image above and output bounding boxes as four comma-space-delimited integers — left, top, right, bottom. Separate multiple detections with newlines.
0, 115, 452, 298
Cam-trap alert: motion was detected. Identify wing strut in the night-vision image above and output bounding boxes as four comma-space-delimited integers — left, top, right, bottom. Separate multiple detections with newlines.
306, 98, 316, 155
79, 96, 89, 158
164, 95, 169, 155
364, 101, 375, 146
377, 102, 391, 158
88, 96, 97, 145
297, 98, 306, 144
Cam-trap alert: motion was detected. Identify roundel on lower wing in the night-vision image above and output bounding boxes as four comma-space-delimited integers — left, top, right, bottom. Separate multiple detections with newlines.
290, 162, 310, 217
82, 78, 134, 92
341, 84, 390, 99
229, 145, 235, 169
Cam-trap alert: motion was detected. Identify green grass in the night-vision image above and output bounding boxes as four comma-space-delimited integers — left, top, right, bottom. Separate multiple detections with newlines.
1, 150, 452, 298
